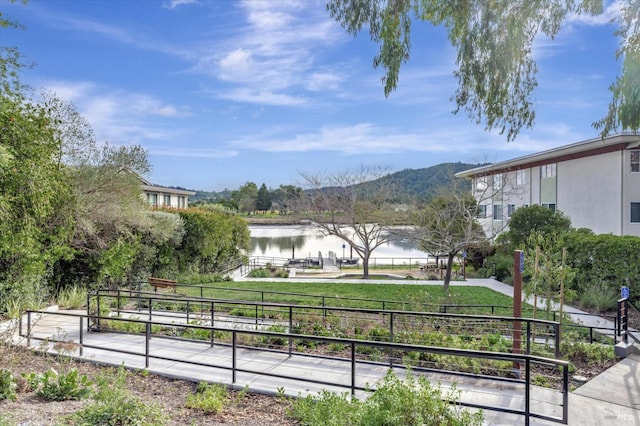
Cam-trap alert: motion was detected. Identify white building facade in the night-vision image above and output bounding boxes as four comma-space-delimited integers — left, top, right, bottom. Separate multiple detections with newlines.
456, 133, 640, 237
140, 177, 195, 209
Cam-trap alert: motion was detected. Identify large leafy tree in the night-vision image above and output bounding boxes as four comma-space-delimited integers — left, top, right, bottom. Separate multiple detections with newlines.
504, 204, 572, 249
232, 181, 258, 214
295, 167, 397, 279
327, 0, 638, 140
0, 35, 75, 310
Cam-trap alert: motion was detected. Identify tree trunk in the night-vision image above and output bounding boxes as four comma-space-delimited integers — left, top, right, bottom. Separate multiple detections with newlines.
443, 252, 456, 291
363, 254, 370, 279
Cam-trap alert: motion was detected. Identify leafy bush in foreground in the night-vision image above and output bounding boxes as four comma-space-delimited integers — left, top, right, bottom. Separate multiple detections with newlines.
289, 369, 483, 426
71, 365, 167, 426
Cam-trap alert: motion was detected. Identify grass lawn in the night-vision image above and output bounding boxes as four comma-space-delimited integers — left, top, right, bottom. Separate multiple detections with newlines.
176, 280, 520, 314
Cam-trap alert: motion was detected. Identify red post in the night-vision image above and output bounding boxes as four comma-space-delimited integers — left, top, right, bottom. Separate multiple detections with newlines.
513, 250, 523, 375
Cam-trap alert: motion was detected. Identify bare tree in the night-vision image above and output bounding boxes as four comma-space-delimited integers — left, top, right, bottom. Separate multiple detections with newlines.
399, 169, 516, 290
408, 193, 486, 290
295, 167, 397, 279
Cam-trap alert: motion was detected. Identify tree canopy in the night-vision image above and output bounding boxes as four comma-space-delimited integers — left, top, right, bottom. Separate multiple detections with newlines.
327, 0, 639, 140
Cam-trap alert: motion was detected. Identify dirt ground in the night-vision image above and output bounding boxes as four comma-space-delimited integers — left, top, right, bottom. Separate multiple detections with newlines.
0, 345, 295, 426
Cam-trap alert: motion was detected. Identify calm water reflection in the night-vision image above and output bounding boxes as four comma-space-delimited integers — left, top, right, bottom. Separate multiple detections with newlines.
249, 225, 427, 260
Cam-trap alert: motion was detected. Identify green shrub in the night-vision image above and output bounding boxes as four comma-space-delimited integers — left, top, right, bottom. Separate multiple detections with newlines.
56, 285, 87, 309
249, 268, 270, 278
289, 370, 483, 426
579, 283, 619, 313
23, 368, 92, 401
560, 341, 616, 365
185, 381, 228, 413
71, 365, 167, 426
0, 369, 17, 401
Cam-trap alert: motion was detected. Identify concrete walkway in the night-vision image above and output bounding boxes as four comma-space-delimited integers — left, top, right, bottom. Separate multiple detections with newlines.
6, 278, 640, 425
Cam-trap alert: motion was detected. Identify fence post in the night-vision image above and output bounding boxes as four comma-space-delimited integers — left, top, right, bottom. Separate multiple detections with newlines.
145, 322, 150, 369
563, 363, 569, 423
351, 341, 356, 396
27, 311, 31, 348
79, 317, 84, 357
210, 301, 215, 347
288, 306, 293, 357
232, 331, 237, 383
555, 323, 561, 359
525, 357, 531, 426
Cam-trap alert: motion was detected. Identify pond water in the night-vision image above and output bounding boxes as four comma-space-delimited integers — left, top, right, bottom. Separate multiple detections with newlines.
248, 225, 428, 261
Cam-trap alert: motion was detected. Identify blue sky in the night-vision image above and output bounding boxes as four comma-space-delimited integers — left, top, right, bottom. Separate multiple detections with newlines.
2, 0, 623, 191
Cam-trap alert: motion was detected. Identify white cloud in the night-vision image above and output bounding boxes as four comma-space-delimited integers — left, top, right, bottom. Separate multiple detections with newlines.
218, 89, 307, 106
147, 146, 238, 159
40, 80, 190, 145
163, 0, 198, 9
567, 1, 622, 26
206, 1, 345, 105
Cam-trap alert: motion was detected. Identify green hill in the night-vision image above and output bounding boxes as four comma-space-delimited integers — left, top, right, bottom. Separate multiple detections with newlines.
190, 162, 482, 204
371, 162, 482, 202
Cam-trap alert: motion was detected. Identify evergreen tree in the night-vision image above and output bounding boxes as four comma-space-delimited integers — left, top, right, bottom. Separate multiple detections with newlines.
256, 183, 272, 212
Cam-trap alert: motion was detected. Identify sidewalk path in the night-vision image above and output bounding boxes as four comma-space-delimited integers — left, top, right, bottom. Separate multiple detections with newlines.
7, 277, 640, 425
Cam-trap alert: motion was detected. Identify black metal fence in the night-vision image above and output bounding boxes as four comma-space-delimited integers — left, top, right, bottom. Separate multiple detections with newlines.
92, 289, 563, 358
19, 309, 570, 425
127, 281, 617, 345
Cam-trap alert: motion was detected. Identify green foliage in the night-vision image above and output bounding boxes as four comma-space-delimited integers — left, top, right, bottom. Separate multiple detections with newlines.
56, 285, 87, 309
0, 72, 75, 314
23, 368, 92, 401
564, 233, 640, 303
72, 365, 167, 426
232, 181, 258, 214
0, 369, 17, 401
560, 341, 615, 366
325, 1, 640, 141
478, 253, 513, 284
177, 208, 250, 274
504, 205, 572, 249
578, 283, 620, 313
289, 370, 483, 425
249, 268, 271, 278
256, 183, 273, 211
185, 381, 228, 413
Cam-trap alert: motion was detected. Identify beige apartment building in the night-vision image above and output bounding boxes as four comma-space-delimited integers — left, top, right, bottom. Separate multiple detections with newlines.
456, 133, 640, 238
140, 176, 195, 209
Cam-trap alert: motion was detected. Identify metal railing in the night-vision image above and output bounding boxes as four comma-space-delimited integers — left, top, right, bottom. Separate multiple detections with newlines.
19, 309, 570, 425
127, 280, 617, 345
93, 289, 563, 358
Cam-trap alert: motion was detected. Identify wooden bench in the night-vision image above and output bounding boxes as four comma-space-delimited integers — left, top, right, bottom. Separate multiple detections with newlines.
148, 277, 177, 292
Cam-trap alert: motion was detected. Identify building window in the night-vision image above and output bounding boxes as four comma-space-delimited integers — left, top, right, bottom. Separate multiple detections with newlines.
477, 205, 487, 218
493, 204, 503, 220
632, 203, 640, 223
163, 194, 171, 206
542, 203, 556, 212
147, 193, 158, 207
493, 173, 503, 191
631, 151, 640, 172
541, 163, 556, 178
516, 170, 526, 185
475, 176, 488, 192
507, 204, 516, 218
179, 196, 186, 208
